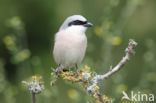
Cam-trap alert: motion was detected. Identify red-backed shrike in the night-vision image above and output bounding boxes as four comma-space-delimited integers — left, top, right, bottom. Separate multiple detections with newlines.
53, 15, 93, 71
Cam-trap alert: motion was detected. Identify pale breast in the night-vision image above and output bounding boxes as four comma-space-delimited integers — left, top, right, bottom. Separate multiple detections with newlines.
53, 30, 87, 68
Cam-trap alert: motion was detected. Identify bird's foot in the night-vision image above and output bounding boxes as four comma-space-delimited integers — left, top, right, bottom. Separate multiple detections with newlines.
56, 66, 62, 76
76, 69, 80, 74
75, 64, 81, 73
51, 66, 62, 85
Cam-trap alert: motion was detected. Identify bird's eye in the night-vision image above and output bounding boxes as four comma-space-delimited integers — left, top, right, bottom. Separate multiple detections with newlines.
68, 20, 87, 26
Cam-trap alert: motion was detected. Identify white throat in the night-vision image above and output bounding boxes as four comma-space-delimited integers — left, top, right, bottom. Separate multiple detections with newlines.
65, 25, 87, 34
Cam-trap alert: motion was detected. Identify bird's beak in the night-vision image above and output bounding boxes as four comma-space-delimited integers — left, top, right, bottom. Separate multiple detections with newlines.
84, 22, 93, 27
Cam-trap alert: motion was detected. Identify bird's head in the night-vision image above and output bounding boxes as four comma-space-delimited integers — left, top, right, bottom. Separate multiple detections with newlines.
59, 15, 93, 34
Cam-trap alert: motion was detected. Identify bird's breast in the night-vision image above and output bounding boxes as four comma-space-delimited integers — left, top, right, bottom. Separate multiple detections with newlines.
53, 31, 87, 68
55, 30, 87, 50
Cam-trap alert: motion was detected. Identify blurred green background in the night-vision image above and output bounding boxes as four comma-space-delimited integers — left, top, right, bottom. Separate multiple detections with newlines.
0, 0, 156, 103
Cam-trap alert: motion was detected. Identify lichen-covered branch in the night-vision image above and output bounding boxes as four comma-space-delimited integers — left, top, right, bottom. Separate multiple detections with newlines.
51, 39, 137, 103
87, 39, 137, 90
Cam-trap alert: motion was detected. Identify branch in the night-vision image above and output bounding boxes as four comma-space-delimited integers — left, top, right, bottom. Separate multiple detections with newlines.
87, 39, 137, 96
51, 39, 138, 103
94, 39, 137, 81
32, 92, 36, 103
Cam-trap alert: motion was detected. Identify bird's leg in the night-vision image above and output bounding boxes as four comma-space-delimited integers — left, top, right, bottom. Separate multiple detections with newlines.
75, 64, 80, 73
56, 64, 63, 76
51, 64, 62, 85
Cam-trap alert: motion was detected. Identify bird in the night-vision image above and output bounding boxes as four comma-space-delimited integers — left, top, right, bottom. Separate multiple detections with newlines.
53, 15, 93, 71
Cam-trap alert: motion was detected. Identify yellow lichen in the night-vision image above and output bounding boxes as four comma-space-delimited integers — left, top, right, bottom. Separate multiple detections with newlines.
94, 86, 99, 91
81, 82, 88, 89
96, 100, 101, 103
103, 95, 110, 101
57, 66, 111, 103
93, 93, 98, 99
30, 75, 41, 82
82, 65, 91, 73
60, 71, 83, 82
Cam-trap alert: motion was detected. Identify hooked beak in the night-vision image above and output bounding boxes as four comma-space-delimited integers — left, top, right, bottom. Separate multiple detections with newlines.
84, 22, 93, 27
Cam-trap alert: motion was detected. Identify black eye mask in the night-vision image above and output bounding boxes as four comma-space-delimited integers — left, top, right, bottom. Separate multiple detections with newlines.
68, 20, 87, 26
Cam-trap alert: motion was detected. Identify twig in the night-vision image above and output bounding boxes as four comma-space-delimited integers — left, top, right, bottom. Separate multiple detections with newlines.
93, 39, 137, 81
22, 76, 44, 103
32, 92, 36, 103
87, 39, 137, 96
86, 39, 137, 102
